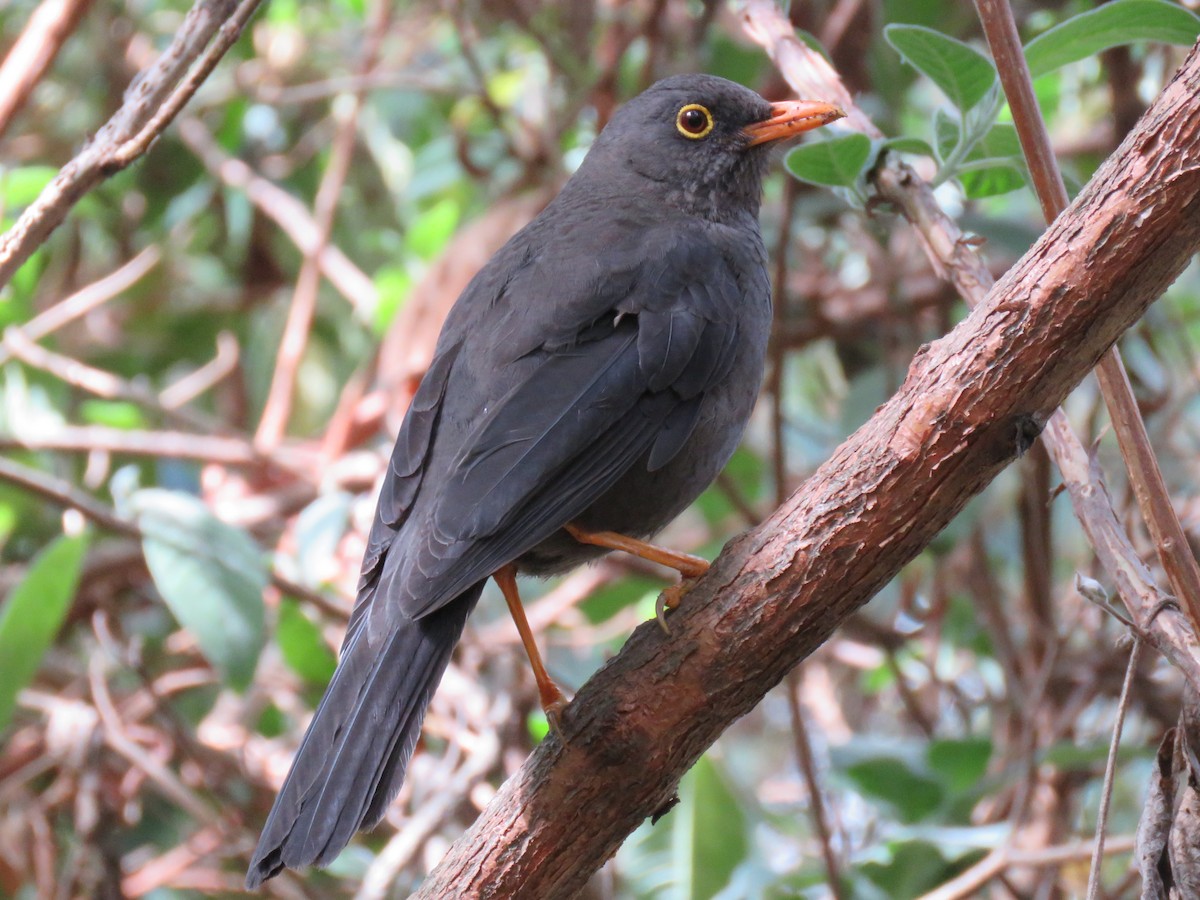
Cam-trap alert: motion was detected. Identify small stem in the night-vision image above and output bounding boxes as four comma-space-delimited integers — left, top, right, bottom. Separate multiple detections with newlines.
786, 671, 844, 899
931, 91, 1000, 186
1086, 638, 1142, 899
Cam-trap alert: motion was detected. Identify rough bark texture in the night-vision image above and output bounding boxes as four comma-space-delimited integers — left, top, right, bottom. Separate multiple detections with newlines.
414, 41, 1200, 899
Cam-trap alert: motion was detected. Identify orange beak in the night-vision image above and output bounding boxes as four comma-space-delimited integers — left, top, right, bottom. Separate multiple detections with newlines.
743, 100, 845, 146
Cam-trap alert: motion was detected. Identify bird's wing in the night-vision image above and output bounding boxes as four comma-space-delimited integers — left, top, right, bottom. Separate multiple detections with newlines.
381, 237, 749, 624
346, 341, 461, 640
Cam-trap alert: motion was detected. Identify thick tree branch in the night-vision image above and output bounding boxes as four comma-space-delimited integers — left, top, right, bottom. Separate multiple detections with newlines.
414, 41, 1200, 898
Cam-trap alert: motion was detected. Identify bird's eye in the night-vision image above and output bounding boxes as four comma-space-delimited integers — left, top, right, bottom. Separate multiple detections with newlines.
676, 104, 714, 139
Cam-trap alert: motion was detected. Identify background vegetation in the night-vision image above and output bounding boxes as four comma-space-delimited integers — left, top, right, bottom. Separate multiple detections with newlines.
2, 0, 1200, 896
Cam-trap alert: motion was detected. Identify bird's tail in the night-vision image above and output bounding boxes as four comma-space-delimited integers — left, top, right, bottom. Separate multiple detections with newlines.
245, 585, 482, 888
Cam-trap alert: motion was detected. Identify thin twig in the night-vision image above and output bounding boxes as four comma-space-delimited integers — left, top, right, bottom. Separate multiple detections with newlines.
252, 70, 453, 107
819, 0, 866, 53
449, 0, 529, 165
176, 118, 376, 313
0, 455, 346, 619
254, 0, 391, 449
88, 646, 219, 826
119, 827, 223, 897
159, 332, 239, 409
769, 179, 800, 507
785, 671, 844, 898
0, 0, 95, 136
2, 327, 221, 433
1086, 637, 1143, 899
0, 0, 265, 287
918, 834, 1138, 900
0, 455, 140, 537
0, 246, 161, 367
1, 427, 289, 467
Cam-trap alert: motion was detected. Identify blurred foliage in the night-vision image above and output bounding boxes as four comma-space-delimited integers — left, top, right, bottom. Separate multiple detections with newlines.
1, 0, 1200, 897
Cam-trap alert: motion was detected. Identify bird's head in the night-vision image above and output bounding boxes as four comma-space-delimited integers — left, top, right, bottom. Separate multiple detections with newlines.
576, 74, 844, 222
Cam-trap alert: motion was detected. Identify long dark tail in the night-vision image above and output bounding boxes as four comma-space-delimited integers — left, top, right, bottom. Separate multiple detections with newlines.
245, 585, 482, 888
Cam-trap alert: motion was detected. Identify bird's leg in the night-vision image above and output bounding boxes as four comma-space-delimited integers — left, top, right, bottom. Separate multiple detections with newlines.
563, 523, 710, 632
493, 563, 568, 732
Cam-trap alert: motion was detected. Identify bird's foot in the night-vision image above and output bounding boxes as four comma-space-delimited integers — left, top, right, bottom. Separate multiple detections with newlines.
540, 683, 570, 737
560, 523, 710, 634
655, 571, 707, 634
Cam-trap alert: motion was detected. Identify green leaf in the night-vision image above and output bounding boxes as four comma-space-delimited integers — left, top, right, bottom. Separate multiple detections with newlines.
257, 702, 287, 738
0, 503, 16, 546
885, 25, 998, 111
785, 132, 872, 187
959, 163, 1025, 198
695, 446, 765, 525
580, 575, 660, 624
293, 492, 352, 587
1042, 739, 1135, 771
1025, 0, 1200, 80
267, 0, 299, 24
0, 533, 89, 733
1, 165, 58, 211
845, 756, 945, 823
131, 489, 266, 691
80, 399, 145, 430
527, 709, 551, 742
332, 0, 365, 17
884, 136, 935, 157
933, 108, 960, 163
958, 124, 1026, 198
373, 265, 412, 336
276, 600, 336, 686
672, 755, 748, 899
705, 34, 770, 86
927, 738, 992, 794
972, 122, 1021, 159
860, 840, 957, 900
406, 197, 461, 260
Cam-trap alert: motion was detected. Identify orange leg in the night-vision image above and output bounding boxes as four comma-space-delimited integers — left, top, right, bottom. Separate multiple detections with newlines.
563, 523, 710, 632
493, 563, 568, 730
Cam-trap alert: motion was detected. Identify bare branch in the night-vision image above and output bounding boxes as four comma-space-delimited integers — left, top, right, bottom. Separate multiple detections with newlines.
0, 0, 264, 287
0, 246, 161, 367
0, 454, 347, 620
0, 0, 95, 136
255, 0, 392, 450
176, 117, 378, 314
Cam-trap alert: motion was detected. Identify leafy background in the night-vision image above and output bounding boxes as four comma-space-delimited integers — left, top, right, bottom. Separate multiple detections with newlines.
2, 0, 1200, 897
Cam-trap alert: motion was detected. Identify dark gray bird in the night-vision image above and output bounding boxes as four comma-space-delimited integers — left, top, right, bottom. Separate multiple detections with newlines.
246, 74, 841, 887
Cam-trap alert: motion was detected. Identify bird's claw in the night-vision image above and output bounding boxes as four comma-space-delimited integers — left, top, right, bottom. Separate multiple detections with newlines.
541, 690, 569, 738
655, 578, 698, 634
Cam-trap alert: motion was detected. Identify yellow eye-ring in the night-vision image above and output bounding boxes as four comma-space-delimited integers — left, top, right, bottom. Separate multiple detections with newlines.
676, 104, 714, 139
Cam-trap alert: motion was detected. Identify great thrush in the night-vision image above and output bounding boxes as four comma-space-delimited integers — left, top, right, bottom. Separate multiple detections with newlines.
246, 74, 842, 887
